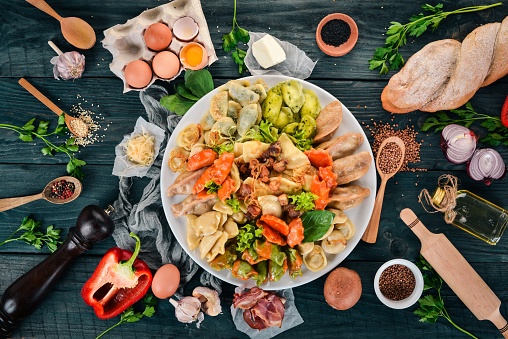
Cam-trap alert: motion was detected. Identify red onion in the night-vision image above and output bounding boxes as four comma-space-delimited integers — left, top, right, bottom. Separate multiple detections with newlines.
440, 124, 477, 164
467, 148, 506, 185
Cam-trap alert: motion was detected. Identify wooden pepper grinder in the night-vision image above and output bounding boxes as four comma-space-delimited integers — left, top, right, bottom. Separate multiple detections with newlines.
0, 205, 115, 338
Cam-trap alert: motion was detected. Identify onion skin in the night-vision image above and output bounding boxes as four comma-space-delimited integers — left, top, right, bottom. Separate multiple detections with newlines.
466, 148, 506, 185
440, 124, 477, 164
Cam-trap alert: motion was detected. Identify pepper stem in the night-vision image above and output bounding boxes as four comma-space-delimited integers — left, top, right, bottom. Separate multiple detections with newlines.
121, 232, 141, 269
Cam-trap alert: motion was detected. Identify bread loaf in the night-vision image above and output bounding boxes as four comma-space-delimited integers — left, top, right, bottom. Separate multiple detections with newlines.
382, 16, 508, 113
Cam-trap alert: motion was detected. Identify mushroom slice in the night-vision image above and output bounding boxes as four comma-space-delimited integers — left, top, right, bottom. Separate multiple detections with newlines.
195, 211, 222, 236
314, 100, 343, 144
336, 218, 355, 240
303, 245, 327, 272
322, 230, 347, 254
192, 287, 222, 316
297, 242, 314, 256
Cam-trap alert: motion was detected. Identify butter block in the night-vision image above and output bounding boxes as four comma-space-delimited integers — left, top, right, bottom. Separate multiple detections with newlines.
252, 34, 286, 69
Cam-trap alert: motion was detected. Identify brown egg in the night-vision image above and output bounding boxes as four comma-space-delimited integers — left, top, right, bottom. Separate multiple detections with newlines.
152, 51, 180, 79
124, 60, 152, 89
151, 264, 180, 299
144, 23, 173, 51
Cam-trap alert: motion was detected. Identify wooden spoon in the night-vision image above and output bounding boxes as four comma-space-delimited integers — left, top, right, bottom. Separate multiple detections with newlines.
400, 208, 508, 338
25, 0, 96, 50
0, 176, 82, 212
19, 78, 88, 138
362, 136, 405, 243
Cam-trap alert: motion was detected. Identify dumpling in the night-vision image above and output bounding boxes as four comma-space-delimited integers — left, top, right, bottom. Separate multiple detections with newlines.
327, 208, 348, 224
167, 168, 206, 197
209, 91, 228, 120
249, 83, 267, 103
243, 177, 274, 196
268, 177, 302, 195
335, 218, 355, 240
258, 195, 282, 218
177, 124, 203, 151
223, 218, 239, 239
332, 152, 372, 185
234, 141, 270, 163
213, 201, 234, 215
168, 146, 189, 173
199, 231, 223, 259
303, 245, 327, 272
185, 215, 200, 250
195, 211, 222, 236
237, 104, 259, 137
171, 193, 218, 217
317, 132, 364, 160
297, 242, 314, 256
328, 185, 370, 210
321, 230, 347, 254
281, 80, 305, 114
189, 143, 206, 157
212, 117, 236, 136
200, 111, 216, 131
230, 162, 242, 192
229, 81, 260, 106
227, 101, 242, 120
314, 100, 343, 144
278, 133, 310, 170
206, 231, 229, 262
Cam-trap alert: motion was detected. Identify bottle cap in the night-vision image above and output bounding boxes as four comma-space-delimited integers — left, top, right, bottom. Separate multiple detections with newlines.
431, 187, 446, 207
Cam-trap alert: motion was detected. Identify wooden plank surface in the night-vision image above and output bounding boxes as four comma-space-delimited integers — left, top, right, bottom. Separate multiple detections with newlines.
0, 0, 507, 337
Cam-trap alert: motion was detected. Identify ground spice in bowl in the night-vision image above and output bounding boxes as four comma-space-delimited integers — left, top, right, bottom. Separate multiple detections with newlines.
379, 264, 416, 301
320, 19, 351, 47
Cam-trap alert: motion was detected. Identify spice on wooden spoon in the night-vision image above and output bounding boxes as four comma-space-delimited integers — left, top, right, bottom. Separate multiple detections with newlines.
18, 78, 88, 138
0, 176, 82, 212
25, 0, 96, 49
361, 136, 405, 243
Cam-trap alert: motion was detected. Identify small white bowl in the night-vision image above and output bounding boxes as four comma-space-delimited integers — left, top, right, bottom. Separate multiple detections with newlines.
374, 259, 424, 309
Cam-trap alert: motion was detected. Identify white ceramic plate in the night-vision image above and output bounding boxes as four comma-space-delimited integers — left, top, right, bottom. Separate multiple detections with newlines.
161, 75, 376, 290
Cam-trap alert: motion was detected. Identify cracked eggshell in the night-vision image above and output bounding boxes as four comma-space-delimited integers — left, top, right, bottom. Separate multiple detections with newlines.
102, 0, 218, 93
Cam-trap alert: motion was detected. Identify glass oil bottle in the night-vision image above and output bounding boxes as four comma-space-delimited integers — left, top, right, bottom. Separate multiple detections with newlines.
432, 188, 508, 245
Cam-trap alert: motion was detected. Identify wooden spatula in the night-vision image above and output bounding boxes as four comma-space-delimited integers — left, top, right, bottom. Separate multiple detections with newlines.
400, 208, 508, 338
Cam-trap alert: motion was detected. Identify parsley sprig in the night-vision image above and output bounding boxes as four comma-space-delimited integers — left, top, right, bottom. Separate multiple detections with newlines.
96, 294, 157, 339
421, 102, 508, 147
222, 0, 250, 74
369, 2, 503, 74
0, 216, 62, 252
0, 115, 86, 179
415, 256, 478, 338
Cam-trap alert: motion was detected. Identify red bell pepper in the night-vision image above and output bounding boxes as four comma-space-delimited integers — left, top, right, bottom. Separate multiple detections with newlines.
501, 95, 508, 128
81, 232, 153, 319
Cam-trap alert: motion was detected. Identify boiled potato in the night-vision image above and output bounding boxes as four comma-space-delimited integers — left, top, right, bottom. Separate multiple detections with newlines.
300, 89, 321, 119
281, 80, 305, 114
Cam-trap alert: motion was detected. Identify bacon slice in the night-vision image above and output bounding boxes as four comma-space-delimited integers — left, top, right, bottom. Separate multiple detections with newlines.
234, 288, 286, 330
233, 287, 267, 310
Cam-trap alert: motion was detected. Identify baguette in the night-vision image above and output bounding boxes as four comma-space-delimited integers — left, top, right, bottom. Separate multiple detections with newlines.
382, 16, 508, 113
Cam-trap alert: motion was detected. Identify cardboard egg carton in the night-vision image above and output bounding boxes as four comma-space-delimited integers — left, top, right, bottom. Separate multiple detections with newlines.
102, 0, 218, 93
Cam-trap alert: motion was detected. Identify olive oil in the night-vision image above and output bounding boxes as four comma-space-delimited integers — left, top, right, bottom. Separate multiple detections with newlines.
432, 188, 508, 245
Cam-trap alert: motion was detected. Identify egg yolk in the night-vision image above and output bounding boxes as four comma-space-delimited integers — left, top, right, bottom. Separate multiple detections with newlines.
185, 46, 203, 67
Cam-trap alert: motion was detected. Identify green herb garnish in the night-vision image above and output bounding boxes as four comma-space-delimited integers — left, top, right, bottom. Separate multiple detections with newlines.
288, 192, 318, 212
222, 0, 250, 74
0, 115, 86, 179
369, 2, 502, 74
259, 120, 279, 143
213, 141, 235, 155
236, 223, 263, 252
301, 210, 334, 242
96, 294, 157, 339
205, 180, 221, 194
226, 197, 241, 213
421, 102, 508, 147
414, 256, 477, 338
160, 69, 214, 116
0, 216, 62, 252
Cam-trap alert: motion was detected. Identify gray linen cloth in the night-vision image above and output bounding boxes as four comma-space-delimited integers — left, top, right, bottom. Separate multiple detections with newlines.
109, 85, 222, 295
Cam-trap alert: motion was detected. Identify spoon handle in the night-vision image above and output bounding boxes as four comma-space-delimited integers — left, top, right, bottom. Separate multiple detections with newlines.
0, 194, 44, 212
362, 177, 388, 243
19, 78, 64, 117
25, 0, 62, 22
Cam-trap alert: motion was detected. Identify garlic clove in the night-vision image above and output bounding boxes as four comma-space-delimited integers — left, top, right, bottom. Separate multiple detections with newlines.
170, 296, 203, 323
51, 51, 86, 80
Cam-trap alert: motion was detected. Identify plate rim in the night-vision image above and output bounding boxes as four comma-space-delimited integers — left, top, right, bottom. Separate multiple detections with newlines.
160, 74, 376, 290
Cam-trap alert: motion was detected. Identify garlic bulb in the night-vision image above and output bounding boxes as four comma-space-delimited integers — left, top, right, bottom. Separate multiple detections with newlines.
51, 51, 85, 80
169, 297, 203, 324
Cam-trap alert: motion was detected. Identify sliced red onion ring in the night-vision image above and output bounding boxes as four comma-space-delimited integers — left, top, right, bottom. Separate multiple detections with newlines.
440, 124, 478, 164
467, 148, 506, 185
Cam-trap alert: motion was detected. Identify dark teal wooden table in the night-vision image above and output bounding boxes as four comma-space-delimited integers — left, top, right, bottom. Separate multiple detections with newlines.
1, 0, 507, 338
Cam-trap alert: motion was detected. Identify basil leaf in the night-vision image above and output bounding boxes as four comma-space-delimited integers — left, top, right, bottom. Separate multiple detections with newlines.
301, 210, 334, 242
184, 69, 214, 98
175, 82, 200, 101
160, 94, 195, 116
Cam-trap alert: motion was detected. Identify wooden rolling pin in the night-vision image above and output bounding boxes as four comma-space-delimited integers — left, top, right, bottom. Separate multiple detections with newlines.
0, 205, 115, 338
400, 208, 508, 338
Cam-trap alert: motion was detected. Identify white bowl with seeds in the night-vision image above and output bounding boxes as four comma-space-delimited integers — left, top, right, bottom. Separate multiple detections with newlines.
374, 259, 424, 309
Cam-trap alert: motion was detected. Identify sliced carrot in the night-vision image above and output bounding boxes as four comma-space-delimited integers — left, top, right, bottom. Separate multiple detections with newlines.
305, 149, 333, 168
186, 149, 218, 171
311, 175, 330, 210
260, 224, 287, 247
217, 176, 236, 202
193, 152, 234, 194
260, 215, 289, 236
287, 218, 304, 248
319, 166, 338, 190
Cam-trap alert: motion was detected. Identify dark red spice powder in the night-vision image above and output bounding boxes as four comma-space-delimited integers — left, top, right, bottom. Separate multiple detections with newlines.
320, 19, 351, 47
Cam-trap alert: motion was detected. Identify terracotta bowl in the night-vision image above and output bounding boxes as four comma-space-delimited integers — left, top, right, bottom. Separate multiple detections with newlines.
316, 13, 359, 57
